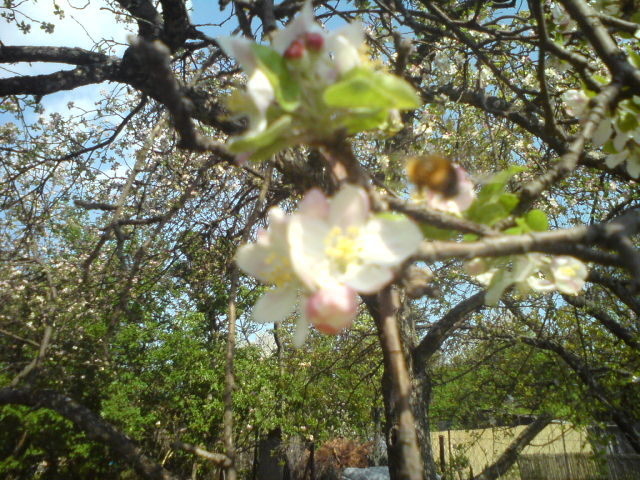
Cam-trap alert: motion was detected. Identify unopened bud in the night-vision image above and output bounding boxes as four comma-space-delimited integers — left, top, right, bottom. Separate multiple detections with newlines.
284, 39, 306, 59
306, 284, 358, 334
304, 32, 324, 51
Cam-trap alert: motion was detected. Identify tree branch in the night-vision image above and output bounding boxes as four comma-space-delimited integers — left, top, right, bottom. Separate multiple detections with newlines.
413, 292, 485, 368
473, 414, 553, 480
0, 45, 111, 65
0, 388, 182, 480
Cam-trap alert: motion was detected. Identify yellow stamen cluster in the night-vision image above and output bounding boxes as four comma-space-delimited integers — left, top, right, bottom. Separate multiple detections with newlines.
325, 226, 362, 271
264, 252, 295, 285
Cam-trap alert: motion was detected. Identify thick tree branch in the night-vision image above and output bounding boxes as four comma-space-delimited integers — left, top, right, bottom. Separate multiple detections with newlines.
365, 290, 424, 480
416, 209, 640, 281
413, 292, 485, 368
159, 0, 194, 50
0, 388, 182, 480
0, 60, 121, 96
473, 414, 553, 480
116, 0, 163, 40
0, 46, 111, 65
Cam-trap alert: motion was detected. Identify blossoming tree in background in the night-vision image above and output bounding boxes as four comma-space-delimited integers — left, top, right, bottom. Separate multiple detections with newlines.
1, 0, 639, 479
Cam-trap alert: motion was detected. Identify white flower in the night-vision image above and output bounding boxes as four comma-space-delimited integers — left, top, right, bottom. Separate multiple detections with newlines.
235, 207, 300, 324
325, 22, 364, 75
288, 185, 423, 294
468, 254, 588, 305
562, 89, 589, 118
217, 36, 275, 134
549, 256, 588, 294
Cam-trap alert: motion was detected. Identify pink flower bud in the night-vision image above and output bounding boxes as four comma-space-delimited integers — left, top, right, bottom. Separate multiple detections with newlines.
284, 39, 306, 59
304, 32, 325, 51
306, 284, 358, 334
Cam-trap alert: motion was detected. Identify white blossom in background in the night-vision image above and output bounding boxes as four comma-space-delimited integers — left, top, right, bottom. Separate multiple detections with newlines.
562, 89, 640, 178
466, 254, 588, 305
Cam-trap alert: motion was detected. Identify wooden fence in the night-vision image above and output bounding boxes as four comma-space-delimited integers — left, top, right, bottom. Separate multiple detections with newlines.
517, 453, 640, 480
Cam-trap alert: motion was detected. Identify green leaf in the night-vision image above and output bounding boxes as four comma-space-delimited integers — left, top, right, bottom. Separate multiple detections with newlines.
618, 111, 638, 132
503, 226, 524, 235
251, 44, 300, 112
228, 115, 293, 154
247, 137, 294, 162
339, 108, 388, 133
628, 50, 640, 69
463, 233, 478, 242
466, 201, 508, 225
323, 68, 420, 111
420, 223, 455, 240
498, 193, 519, 214
375, 212, 409, 222
524, 209, 549, 232
603, 139, 617, 154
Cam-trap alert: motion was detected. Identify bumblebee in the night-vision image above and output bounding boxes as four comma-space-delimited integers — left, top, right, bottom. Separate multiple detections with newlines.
405, 154, 459, 198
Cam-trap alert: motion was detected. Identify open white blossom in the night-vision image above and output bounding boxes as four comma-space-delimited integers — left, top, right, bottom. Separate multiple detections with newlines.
288, 185, 423, 294
467, 254, 588, 305
237, 184, 423, 346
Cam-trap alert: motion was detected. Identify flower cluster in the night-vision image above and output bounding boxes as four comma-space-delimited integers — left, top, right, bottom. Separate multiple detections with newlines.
466, 254, 588, 305
236, 185, 423, 345
218, 1, 420, 162
562, 89, 640, 178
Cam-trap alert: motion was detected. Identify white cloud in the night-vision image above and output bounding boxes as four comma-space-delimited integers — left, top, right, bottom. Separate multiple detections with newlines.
1, 1, 133, 116
1, 0, 130, 53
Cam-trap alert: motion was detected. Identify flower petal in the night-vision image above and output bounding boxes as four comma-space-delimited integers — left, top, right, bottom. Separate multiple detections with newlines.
247, 69, 275, 131
326, 22, 363, 74
306, 284, 358, 334
527, 276, 556, 292
359, 215, 422, 266
298, 188, 330, 218
288, 214, 332, 290
252, 287, 298, 323
592, 119, 613, 146
217, 36, 258, 73
292, 313, 310, 348
627, 156, 640, 178
329, 184, 370, 229
342, 263, 394, 294
235, 242, 276, 283
484, 270, 513, 306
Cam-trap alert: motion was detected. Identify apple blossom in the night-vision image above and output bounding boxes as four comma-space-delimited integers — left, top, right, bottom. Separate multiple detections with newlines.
467, 254, 588, 305
287, 185, 423, 294
235, 207, 300, 324
217, 1, 420, 161
236, 184, 423, 347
